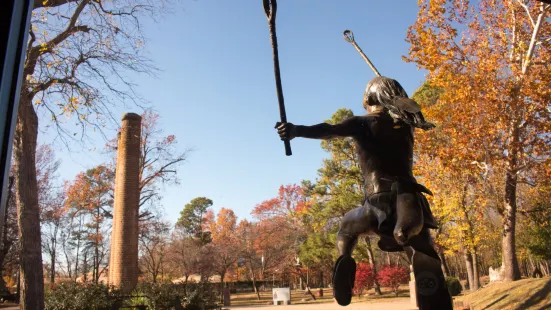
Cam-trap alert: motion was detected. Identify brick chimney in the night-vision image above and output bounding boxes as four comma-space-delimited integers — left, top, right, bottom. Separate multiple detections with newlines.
108, 113, 141, 292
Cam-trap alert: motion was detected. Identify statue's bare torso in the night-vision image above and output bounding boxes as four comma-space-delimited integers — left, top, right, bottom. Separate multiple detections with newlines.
293, 110, 416, 197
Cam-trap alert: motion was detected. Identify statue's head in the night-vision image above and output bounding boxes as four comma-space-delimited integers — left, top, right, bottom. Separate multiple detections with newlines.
363, 76, 436, 130
363, 76, 408, 110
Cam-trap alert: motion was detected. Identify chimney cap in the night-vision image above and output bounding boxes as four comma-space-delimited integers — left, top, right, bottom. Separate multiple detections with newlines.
122, 113, 142, 121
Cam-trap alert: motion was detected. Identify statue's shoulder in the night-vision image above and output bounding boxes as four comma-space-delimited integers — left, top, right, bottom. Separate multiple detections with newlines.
359, 112, 388, 124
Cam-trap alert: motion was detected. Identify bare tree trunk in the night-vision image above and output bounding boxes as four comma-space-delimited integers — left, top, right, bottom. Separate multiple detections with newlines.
364, 238, 382, 295
49, 221, 60, 284
295, 270, 316, 300
183, 275, 189, 294
73, 214, 85, 281
480, 255, 488, 277
94, 206, 100, 284
502, 166, 521, 281
471, 252, 480, 290
50, 231, 56, 284
463, 251, 474, 292
541, 261, 547, 276
13, 95, 45, 309
437, 247, 450, 277
63, 246, 72, 279
0, 177, 14, 291
528, 255, 536, 275
456, 254, 464, 279
82, 251, 88, 281
250, 265, 260, 300
219, 270, 226, 292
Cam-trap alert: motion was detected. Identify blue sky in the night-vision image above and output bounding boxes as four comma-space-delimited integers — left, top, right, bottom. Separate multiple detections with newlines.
40, 0, 427, 225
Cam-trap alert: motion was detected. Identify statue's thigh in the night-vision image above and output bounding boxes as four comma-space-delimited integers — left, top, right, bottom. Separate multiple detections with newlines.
340, 205, 379, 236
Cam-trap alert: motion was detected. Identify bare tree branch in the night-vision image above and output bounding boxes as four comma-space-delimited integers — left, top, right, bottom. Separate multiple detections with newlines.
34, 0, 79, 9
515, 0, 536, 28
521, 3, 548, 74
25, 0, 91, 78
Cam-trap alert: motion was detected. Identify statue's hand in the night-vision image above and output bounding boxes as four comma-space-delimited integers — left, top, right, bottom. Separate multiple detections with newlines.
275, 122, 296, 140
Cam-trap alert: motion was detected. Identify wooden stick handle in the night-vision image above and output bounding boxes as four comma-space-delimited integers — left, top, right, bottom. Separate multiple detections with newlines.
264, 0, 292, 156
343, 30, 381, 77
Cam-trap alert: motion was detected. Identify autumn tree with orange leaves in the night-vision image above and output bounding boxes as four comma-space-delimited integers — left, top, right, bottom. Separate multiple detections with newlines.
64, 165, 115, 284
405, 0, 551, 282
209, 208, 240, 288
252, 184, 309, 274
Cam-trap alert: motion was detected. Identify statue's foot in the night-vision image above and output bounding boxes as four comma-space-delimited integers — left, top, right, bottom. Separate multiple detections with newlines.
411, 250, 453, 310
332, 255, 356, 306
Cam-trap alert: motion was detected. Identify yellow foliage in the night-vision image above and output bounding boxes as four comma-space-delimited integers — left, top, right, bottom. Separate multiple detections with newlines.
408, 0, 551, 261
3, 276, 15, 288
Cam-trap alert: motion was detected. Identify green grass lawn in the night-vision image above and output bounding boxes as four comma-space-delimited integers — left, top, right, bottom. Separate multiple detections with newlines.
229, 286, 411, 306
455, 277, 551, 310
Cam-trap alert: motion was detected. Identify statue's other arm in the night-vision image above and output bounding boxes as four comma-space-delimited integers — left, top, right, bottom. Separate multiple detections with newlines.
299, 117, 364, 140
276, 117, 364, 141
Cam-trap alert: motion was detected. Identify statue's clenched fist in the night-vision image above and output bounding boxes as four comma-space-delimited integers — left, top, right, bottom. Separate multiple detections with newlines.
275, 122, 296, 141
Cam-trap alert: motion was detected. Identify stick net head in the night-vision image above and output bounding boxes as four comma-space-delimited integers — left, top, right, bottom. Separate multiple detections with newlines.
343, 30, 354, 43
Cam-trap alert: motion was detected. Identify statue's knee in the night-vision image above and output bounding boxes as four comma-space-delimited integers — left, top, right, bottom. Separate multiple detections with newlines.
336, 232, 357, 257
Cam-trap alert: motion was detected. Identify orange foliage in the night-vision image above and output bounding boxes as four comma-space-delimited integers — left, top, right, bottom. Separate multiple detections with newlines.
406, 0, 551, 281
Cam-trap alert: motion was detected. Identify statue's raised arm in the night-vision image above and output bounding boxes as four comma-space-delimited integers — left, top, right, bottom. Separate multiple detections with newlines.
275, 116, 362, 141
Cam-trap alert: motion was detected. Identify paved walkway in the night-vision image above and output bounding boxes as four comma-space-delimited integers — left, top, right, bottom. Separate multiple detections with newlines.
228, 300, 416, 310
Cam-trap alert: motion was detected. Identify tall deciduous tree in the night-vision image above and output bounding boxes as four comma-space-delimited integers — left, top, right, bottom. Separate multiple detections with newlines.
139, 218, 171, 283
35, 144, 65, 284
405, 0, 551, 281
236, 220, 262, 300
41, 189, 66, 284
167, 231, 202, 286
0, 177, 17, 293
17, 0, 168, 306
252, 185, 309, 278
209, 208, 239, 287
64, 165, 114, 284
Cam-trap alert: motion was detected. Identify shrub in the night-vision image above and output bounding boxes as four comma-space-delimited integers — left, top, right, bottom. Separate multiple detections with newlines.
133, 281, 218, 310
353, 262, 376, 297
377, 265, 409, 296
44, 282, 121, 310
45, 281, 218, 310
133, 281, 182, 309
445, 276, 462, 296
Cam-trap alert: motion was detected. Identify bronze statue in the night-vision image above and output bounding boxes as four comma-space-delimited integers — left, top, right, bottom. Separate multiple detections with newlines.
276, 76, 453, 309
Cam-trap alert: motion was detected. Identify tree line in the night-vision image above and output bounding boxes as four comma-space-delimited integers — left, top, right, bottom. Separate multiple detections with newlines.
6, 0, 550, 308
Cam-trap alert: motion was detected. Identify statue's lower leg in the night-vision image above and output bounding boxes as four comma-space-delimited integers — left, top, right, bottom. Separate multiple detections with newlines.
332, 233, 358, 306
407, 229, 453, 310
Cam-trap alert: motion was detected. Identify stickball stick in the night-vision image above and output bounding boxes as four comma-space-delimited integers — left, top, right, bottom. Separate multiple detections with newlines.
263, 0, 292, 156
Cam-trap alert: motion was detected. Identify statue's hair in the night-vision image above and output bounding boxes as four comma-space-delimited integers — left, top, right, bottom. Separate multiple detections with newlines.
363, 76, 435, 131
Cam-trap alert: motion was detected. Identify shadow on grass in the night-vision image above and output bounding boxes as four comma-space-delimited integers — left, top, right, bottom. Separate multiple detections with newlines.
515, 279, 551, 310
481, 294, 508, 310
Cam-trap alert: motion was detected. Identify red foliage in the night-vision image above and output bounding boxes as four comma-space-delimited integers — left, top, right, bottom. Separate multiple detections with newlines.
377, 265, 409, 296
353, 262, 376, 296
252, 184, 310, 220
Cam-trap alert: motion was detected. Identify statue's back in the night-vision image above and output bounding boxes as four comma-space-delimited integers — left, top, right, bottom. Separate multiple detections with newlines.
354, 111, 416, 196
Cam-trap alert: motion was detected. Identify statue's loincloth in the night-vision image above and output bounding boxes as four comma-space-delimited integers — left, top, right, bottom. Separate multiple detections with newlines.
366, 191, 438, 252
